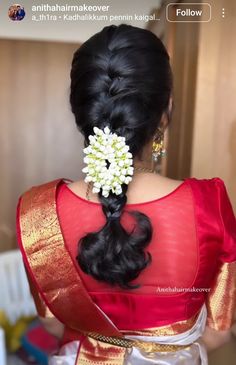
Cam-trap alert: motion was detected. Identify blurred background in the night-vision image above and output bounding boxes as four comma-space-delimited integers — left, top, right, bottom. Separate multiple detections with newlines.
0, 0, 235, 364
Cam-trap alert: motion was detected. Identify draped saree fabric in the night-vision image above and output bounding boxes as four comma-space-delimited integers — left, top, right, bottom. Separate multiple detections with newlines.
16, 177, 236, 364
48, 304, 208, 365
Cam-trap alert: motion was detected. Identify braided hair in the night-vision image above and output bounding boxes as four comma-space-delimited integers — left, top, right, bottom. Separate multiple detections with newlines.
70, 24, 173, 289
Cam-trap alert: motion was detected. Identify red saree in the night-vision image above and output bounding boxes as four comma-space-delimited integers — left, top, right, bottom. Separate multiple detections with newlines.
16, 177, 236, 364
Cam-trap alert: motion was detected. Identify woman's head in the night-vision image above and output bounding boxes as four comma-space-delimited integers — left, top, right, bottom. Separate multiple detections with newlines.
70, 23, 172, 159
70, 24, 173, 289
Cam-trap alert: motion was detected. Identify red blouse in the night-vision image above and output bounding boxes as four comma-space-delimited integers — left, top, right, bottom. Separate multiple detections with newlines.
55, 177, 236, 331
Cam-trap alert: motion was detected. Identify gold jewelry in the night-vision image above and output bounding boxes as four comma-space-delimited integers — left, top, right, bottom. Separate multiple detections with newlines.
86, 166, 156, 201
133, 166, 155, 174
152, 127, 166, 162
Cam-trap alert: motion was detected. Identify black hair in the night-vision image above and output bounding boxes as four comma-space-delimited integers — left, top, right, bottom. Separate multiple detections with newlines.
70, 24, 173, 289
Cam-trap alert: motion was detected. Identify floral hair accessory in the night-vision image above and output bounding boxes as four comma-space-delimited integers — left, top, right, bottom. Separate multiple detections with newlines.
82, 126, 134, 198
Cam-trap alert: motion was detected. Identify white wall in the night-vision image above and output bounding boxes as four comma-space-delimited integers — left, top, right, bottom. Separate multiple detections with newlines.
0, 0, 161, 44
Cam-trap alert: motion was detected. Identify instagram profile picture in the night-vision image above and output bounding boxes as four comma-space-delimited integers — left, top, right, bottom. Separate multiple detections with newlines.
8, 4, 26, 21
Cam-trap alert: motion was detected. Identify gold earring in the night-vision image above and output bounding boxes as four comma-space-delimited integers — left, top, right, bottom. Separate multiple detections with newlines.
152, 127, 166, 162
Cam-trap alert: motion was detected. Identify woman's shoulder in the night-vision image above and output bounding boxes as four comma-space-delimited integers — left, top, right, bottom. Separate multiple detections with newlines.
18, 176, 225, 207
19, 176, 225, 197
186, 178, 234, 219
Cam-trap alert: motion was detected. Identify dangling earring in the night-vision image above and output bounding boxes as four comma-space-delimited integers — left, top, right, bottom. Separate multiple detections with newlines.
152, 127, 166, 162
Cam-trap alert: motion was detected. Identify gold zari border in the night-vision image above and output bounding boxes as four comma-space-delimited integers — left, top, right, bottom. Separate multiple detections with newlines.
19, 179, 120, 336
86, 332, 191, 352
206, 261, 236, 330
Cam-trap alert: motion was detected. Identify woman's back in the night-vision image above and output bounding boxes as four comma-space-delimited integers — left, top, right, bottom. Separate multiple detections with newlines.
55, 176, 232, 332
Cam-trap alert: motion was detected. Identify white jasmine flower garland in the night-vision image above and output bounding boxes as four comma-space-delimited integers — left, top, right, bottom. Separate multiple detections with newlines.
82, 126, 134, 197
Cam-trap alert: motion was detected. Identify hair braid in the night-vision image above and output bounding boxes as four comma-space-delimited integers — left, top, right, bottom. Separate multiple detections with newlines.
70, 24, 172, 288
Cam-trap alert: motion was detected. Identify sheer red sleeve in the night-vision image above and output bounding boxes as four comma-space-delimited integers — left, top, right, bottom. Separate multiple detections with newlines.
206, 178, 236, 330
